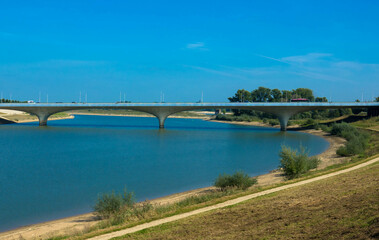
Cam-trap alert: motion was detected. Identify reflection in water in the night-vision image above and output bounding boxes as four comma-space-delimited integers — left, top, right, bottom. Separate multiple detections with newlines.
0, 115, 329, 231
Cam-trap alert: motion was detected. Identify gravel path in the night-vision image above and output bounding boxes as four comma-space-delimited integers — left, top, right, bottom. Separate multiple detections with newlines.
89, 157, 378, 240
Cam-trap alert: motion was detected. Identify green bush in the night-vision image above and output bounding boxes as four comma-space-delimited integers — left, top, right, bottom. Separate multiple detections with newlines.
330, 122, 355, 137
214, 171, 257, 191
279, 145, 320, 179
268, 119, 279, 126
302, 118, 316, 127
330, 123, 370, 156
336, 133, 370, 156
319, 124, 331, 132
94, 188, 135, 219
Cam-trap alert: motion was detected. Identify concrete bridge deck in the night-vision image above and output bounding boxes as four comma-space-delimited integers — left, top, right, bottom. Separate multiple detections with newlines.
1, 102, 378, 130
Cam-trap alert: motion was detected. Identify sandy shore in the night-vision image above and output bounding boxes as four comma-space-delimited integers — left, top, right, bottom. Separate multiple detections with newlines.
71, 112, 211, 120
0, 114, 74, 124
17, 115, 75, 123
209, 119, 277, 128
0, 120, 347, 240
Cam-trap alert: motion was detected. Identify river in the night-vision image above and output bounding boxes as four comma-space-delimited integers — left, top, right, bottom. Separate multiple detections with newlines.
0, 115, 329, 231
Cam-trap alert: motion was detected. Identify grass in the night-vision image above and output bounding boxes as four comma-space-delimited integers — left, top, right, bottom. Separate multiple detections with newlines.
118, 162, 379, 240
351, 116, 379, 131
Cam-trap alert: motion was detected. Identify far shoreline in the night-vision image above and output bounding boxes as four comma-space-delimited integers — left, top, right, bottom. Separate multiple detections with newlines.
0, 116, 347, 240
70, 112, 211, 120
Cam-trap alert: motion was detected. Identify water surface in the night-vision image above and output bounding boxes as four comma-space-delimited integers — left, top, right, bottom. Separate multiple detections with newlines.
0, 115, 329, 231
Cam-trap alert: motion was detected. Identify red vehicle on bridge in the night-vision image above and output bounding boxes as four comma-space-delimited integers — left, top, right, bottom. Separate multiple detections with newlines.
290, 98, 310, 102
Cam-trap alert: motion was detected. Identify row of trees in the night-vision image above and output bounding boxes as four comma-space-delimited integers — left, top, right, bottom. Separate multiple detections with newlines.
228, 87, 328, 103
227, 87, 357, 119
0, 98, 25, 103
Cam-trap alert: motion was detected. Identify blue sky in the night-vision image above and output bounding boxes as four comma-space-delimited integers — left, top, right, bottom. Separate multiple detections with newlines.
0, 0, 378, 102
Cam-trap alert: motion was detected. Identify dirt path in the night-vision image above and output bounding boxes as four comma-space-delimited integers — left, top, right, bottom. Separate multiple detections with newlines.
89, 157, 378, 240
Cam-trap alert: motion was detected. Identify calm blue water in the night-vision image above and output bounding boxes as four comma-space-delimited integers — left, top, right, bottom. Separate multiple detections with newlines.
0, 115, 329, 231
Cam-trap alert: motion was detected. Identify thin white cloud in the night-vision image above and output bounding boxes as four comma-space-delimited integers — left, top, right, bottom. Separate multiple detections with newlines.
186, 42, 208, 50
281, 53, 332, 64
253, 52, 374, 83
184, 65, 248, 80
185, 53, 379, 86
254, 54, 289, 64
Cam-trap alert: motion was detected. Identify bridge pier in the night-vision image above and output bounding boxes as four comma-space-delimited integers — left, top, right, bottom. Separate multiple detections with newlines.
132, 107, 177, 129
158, 115, 168, 128
36, 112, 51, 126
277, 113, 292, 131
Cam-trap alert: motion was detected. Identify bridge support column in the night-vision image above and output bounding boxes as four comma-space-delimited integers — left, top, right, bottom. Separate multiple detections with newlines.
36, 112, 51, 126
134, 107, 180, 129
158, 115, 168, 128
277, 112, 293, 131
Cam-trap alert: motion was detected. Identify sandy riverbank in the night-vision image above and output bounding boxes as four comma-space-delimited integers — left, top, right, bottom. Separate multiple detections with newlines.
71, 112, 211, 120
0, 112, 75, 124
208, 119, 306, 129
17, 115, 75, 123
0, 120, 347, 240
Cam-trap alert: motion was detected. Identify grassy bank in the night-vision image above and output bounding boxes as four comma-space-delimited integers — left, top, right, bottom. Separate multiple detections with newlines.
120, 161, 378, 240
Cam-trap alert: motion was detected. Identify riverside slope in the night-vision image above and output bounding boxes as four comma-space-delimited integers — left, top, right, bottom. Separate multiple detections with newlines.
90, 157, 378, 240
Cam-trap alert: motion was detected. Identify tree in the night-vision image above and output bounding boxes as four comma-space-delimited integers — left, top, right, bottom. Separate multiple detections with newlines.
375, 97, 379, 102
281, 90, 292, 102
271, 89, 282, 102
292, 88, 315, 101
228, 89, 253, 115
315, 97, 328, 102
251, 87, 272, 102
228, 89, 252, 103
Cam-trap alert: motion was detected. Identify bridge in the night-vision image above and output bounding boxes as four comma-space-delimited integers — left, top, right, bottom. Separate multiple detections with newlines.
0, 102, 378, 131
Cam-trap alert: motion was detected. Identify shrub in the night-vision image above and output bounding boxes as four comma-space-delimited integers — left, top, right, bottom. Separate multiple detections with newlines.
302, 118, 316, 127
330, 122, 357, 138
214, 171, 257, 191
94, 188, 135, 219
215, 114, 228, 121
336, 133, 370, 156
330, 123, 370, 156
319, 124, 331, 132
279, 145, 320, 179
268, 119, 279, 126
